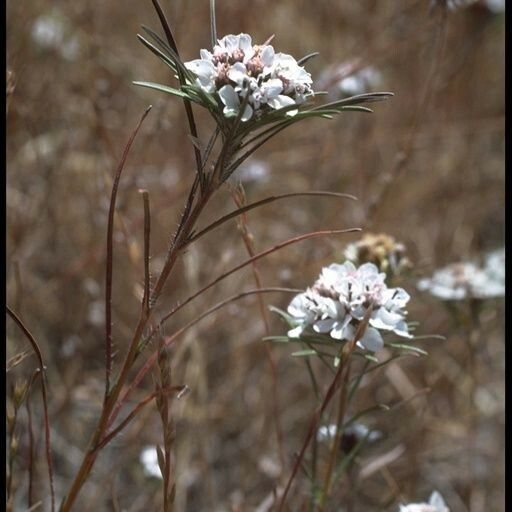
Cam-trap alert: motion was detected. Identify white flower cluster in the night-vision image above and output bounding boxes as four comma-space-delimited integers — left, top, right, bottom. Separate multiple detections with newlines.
184, 33, 313, 121
287, 261, 412, 352
398, 491, 449, 512
417, 248, 505, 301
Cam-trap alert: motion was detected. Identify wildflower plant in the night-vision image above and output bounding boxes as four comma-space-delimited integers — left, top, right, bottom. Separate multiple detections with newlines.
4, 1, 396, 511
135, 19, 392, 187
267, 258, 426, 509
416, 249, 505, 507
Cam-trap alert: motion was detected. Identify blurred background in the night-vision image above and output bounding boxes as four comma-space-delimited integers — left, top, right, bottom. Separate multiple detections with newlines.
6, 1, 504, 511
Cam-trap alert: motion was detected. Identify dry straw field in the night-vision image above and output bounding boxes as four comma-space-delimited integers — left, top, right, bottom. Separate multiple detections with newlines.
6, 1, 504, 511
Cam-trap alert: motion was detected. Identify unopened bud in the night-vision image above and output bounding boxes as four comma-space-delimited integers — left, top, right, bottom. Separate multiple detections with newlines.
6, 403, 16, 434
10, 435, 19, 455
13, 380, 28, 408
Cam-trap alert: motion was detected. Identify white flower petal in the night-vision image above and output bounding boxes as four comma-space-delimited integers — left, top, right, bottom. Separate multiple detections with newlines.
370, 308, 402, 330
287, 293, 309, 318
287, 325, 304, 338
240, 103, 253, 121
239, 33, 252, 53
261, 45, 275, 67
357, 327, 384, 352
313, 318, 336, 333
393, 320, 413, 339
199, 49, 213, 60
429, 491, 450, 511
228, 62, 249, 85
261, 78, 284, 99
268, 94, 296, 111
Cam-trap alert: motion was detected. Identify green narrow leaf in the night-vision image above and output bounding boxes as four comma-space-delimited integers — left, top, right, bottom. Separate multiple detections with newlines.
137, 34, 177, 72
363, 353, 379, 363
263, 336, 292, 343
388, 343, 428, 356
412, 334, 446, 341
291, 349, 318, 357
268, 305, 297, 324
310, 92, 393, 112
133, 81, 197, 102
344, 403, 390, 428
338, 106, 373, 113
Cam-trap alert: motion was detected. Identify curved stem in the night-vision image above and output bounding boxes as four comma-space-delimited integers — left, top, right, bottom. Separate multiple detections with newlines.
105, 106, 152, 398
6, 307, 55, 512
187, 191, 356, 245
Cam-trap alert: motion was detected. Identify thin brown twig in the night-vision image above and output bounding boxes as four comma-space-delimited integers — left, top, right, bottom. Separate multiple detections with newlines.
6, 306, 55, 512
229, 185, 286, 473
59, 108, 155, 511
187, 191, 357, 245
105, 105, 152, 399
93, 386, 185, 453
139, 190, 151, 315
25, 370, 40, 508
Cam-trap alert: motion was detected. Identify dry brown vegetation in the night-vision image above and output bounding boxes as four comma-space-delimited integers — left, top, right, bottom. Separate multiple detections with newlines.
6, 1, 504, 511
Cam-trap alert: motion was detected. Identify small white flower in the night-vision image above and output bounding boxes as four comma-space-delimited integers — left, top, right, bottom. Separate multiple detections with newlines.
287, 289, 338, 338
140, 446, 163, 479
227, 62, 251, 87
184, 58, 217, 93
271, 52, 313, 102
213, 33, 254, 63
317, 422, 382, 443
218, 84, 253, 121
399, 491, 449, 512
254, 79, 290, 111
